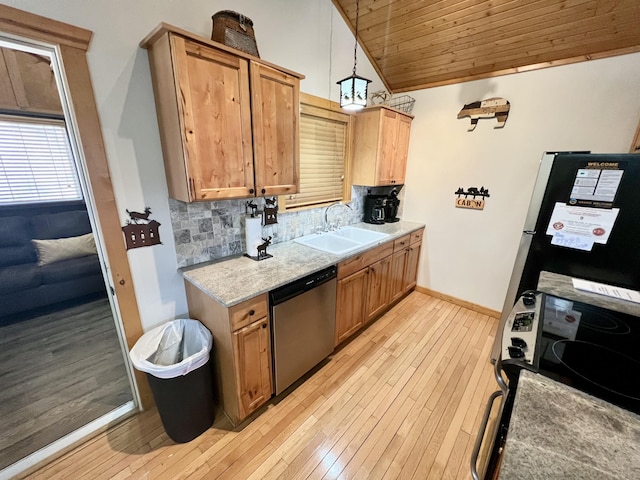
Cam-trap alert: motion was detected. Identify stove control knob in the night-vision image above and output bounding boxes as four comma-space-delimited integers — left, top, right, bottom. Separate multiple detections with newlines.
522, 293, 536, 306
511, 337, 528, 349
508, 346, 525, 359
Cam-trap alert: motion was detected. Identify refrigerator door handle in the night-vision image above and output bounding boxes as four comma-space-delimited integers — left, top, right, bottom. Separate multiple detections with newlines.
523, 230, 536, 235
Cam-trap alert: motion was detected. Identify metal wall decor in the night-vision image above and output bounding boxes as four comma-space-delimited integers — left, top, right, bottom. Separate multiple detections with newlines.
455, 187, 490, 210
263, 197, 278, 225
122, 207, 162, 249
457, 97, 510, 131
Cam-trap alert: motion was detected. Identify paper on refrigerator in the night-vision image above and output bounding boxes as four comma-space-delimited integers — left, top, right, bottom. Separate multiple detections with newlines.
546, 202, 619, 248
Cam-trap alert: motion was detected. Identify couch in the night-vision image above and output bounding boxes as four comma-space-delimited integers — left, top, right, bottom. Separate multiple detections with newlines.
0, 206, 106, 323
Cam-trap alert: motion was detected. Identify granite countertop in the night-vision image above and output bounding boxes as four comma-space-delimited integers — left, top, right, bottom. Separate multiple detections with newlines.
537, 271, 640, 317
181, 220, 424, 307
499, 370, 640, 480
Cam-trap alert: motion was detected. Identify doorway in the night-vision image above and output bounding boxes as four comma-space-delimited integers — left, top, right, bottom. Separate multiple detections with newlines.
0, 11, 144, 479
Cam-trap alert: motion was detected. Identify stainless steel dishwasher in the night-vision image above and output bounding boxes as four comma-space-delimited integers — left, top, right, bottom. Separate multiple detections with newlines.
269, 265, 337, 395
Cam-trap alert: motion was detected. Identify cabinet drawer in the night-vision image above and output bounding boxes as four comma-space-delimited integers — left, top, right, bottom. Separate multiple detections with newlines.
410, 229, 424, 245
338, 241, 394, 279
230, 293, 268, 331
393, 235, 411, 252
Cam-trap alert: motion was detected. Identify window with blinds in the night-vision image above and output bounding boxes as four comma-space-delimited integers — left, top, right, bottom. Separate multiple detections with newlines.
0, 116, 82, 205
284, 95, 351, 209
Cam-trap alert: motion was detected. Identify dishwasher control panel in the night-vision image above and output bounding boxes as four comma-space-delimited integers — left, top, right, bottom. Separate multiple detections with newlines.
270, 265, 337, 305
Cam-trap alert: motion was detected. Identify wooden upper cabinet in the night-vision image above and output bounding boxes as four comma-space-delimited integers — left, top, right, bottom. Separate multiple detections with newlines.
352, 105, 413, 187
173, 37, 255, 200
0, 47, 62, 116
250, 62, 299, 196
141, 24, 303, 202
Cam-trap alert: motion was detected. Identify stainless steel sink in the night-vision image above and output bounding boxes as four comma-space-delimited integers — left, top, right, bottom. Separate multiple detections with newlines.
294, 227, 389, 255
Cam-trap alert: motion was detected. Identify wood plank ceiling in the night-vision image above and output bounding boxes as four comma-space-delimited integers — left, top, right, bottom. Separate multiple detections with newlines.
332, 0, 640, 93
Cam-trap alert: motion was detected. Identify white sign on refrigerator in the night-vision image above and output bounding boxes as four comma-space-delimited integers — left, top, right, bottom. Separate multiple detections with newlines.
546, 202, 620, 250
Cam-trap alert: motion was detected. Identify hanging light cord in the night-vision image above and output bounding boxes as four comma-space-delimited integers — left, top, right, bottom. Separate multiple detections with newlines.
352, 0, 360, 75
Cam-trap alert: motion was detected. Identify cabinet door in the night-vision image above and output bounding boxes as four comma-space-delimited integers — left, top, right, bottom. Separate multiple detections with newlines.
232, 317, 272, 419
391, 114, 412, 184
336, 269, 368, 346
172, 36, 255, 200
403, 243, 421, 293
389, 249, 407, 304
250, 61, 300, 196
366, 256, 391, 323
376, 108, 399, 185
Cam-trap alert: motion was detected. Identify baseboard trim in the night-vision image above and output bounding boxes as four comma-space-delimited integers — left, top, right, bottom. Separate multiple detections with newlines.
415, 286, 500, 318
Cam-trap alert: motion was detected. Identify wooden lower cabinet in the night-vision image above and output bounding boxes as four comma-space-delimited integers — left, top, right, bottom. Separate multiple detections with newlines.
335, 268, 368, 346
232, 318, 273, 419
403, 243, 421, 293
335, 228, 424, 348
389, 249, 407, 304
185, 282, 273, 426
366, 255, 391, 323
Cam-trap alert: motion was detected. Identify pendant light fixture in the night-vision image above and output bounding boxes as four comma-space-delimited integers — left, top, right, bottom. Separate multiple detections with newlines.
337, 0, 371, 110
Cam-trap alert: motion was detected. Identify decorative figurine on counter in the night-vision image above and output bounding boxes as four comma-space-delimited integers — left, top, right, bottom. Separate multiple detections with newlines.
455, 187, 490, 210
263, 197, 278, 225
457, 97, 510, 131
257, 236, 272, 259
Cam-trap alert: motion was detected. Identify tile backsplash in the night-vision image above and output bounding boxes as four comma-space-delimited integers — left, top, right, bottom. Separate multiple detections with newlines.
170, 186, 369, 267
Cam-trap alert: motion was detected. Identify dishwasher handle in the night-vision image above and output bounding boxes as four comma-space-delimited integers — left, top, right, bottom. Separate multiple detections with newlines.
270, 265, 337, 305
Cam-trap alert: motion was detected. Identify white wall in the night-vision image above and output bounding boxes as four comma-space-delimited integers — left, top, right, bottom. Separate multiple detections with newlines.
1, 0, 383, 330
402, 53, 640, 311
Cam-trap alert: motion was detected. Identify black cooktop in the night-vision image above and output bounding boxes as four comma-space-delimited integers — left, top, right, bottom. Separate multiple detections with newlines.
535, 294, 640, 414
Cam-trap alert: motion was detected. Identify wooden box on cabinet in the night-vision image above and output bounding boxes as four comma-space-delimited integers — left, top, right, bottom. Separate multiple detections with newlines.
141, 23, 302, 202
352, 105, 413, 187
184, 281, 272, 425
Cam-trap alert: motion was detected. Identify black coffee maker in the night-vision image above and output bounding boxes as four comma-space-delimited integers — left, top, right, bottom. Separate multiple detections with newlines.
364, 185, 404, 224
384, 188, 401, 223
364, 195, 386, 224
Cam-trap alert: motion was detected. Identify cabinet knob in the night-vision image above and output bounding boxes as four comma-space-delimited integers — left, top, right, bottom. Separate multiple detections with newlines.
249, 309, 255, 316
249, 188, 254, 194
261, 188, 266, 194
262, 323, 267, 329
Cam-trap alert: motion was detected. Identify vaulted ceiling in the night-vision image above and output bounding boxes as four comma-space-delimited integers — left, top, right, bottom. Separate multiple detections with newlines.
332, 0, 640, 93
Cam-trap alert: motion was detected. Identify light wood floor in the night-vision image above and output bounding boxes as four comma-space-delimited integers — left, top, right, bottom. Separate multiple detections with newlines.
0, 298, 133, 471
26, 292, 498, 479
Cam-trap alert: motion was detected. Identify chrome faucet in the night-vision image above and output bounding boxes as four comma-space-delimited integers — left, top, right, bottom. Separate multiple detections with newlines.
324, 202, 352, 231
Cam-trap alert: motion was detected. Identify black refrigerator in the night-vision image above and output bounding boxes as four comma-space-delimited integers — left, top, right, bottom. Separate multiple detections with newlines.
493, 151, 640, 360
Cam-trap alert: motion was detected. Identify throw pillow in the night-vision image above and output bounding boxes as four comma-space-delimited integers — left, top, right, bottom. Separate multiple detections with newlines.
32, 233, 98, 266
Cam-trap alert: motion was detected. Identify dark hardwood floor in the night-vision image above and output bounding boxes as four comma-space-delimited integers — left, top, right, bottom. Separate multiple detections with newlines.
0, 298, 133, 471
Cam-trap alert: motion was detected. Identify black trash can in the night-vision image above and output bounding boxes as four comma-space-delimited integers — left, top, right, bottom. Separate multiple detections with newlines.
130, 319, 215, 443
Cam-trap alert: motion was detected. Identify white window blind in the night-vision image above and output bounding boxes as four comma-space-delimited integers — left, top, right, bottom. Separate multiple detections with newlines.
0, 117, 82, 205
286, 108, 348, 208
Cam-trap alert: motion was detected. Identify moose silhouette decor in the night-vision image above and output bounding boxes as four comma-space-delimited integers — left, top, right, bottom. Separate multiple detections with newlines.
257, 236, 272, 258
455, 187, 490, 210
245, 200, 259, 218
122, 207, 162, 249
